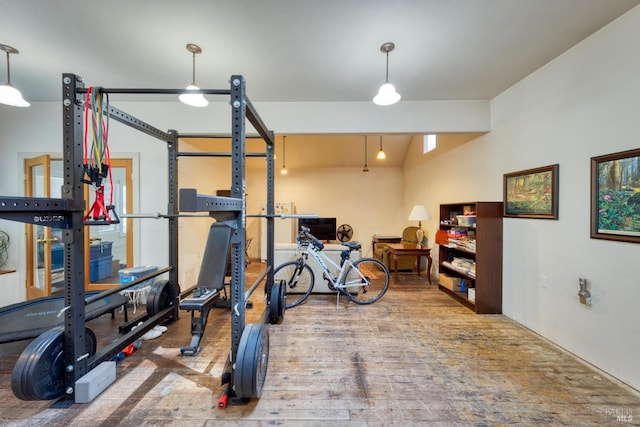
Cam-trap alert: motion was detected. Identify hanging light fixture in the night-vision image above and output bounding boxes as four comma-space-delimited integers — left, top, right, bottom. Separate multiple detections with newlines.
0, 44, 30, 107
362, 135, 369, 172
377, 135, 386, 160
373, 42, 401, 106
179, 43, 208, 107
281, 136, 288, 175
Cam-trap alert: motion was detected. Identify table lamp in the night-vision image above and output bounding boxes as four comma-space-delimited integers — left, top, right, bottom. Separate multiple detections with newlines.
408, 205, 431, 248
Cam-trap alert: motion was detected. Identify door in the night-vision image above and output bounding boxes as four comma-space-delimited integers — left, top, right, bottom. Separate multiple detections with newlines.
84, 159, 133, 290
25, 156, 135, 297
24, 155, 60, 299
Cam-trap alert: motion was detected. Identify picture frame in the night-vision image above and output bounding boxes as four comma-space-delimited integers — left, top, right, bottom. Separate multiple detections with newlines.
590, 148, 640, 243
504, 164, 559, 219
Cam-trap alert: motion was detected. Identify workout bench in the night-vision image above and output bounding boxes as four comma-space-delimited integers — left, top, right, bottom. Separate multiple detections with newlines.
179, 222, 231, 355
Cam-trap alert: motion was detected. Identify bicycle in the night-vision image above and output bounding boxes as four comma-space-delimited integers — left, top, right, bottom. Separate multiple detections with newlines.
273, 226, 390, 308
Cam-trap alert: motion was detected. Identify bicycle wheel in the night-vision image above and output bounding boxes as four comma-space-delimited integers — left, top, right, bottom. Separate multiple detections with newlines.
273, 261, 315, 309
342, 258, 389, 304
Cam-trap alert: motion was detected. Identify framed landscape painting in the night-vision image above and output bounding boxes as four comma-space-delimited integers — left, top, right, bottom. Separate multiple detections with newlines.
591, 148, 640, 243
504, 164, 559, 219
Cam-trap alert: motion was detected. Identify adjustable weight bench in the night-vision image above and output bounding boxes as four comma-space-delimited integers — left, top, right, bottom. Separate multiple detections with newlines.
179, 222, 231, 355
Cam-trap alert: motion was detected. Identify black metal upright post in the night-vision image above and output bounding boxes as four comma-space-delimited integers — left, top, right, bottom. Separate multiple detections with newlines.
60, 73, 89, 402
229, 75, 247, 362
167, 130, 180, 315
265, 132, 275, 293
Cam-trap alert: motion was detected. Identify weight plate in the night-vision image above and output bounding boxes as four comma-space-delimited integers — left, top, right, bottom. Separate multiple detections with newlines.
268, 282, 285, 324
11, 326, 97, 401
146, 280, 174, 317
268, 283, 279, 324
234, 324, 269, 398
278, 280, 285, 319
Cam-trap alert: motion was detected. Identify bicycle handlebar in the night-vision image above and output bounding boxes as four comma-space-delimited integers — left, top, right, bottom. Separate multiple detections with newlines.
297, 226, 324, 251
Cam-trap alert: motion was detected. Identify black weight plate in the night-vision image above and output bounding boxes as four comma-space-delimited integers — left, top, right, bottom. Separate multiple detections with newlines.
234, 324, 269, 398
146, 280, 172, 317
268, 282, 284, 324
278, 280, 285, 320
11, 326, 97, 401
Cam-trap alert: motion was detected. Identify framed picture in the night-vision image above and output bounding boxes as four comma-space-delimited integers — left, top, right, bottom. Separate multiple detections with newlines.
591, 148, 640, 243
504, 164, 559, 219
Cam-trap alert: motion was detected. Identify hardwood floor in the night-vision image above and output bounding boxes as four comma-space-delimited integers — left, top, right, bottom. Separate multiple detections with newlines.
1, 262, 639, 426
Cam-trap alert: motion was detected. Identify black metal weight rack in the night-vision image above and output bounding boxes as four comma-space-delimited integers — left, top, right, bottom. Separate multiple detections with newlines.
0, 73, 278, 405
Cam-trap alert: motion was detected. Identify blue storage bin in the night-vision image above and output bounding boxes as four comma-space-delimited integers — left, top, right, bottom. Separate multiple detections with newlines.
51, 244, 64, 270
90, 256, 113, 282
118, 265, 158, 289
90, 241, 113, 260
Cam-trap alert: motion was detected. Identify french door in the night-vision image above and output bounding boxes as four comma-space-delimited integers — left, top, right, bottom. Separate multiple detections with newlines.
24, 156, 133, 298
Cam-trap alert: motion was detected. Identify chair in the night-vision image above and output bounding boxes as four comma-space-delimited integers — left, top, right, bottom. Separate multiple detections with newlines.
374, 226, 424, 271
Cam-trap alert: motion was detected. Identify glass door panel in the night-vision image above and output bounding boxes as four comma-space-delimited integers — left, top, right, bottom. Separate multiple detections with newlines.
24, 155, 52, 299
85, 159, 133, 289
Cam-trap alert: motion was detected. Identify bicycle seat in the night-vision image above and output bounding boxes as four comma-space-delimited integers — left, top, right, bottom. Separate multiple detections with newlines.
342, 241, 361, 251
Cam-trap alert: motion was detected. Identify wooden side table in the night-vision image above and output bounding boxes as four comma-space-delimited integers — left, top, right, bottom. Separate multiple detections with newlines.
385, 243, 432, 284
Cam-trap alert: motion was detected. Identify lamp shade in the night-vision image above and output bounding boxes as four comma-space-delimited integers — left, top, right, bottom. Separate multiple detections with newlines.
179, 84, 208, 107
0, 83, 30, 107
408, 205, 431, 221
373, 82, 401, 106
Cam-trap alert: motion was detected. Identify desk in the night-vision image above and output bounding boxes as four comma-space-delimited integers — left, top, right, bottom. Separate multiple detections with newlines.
385, 243, 432, 284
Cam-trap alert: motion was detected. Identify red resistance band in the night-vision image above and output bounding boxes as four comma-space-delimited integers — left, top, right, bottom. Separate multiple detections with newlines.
83, 186, 114, 223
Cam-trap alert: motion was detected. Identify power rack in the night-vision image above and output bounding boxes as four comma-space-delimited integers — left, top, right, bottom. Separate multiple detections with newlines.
0, 73, 279, 405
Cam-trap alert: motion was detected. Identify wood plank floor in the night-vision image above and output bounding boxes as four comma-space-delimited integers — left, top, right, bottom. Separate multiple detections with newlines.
1, 262, 639, 426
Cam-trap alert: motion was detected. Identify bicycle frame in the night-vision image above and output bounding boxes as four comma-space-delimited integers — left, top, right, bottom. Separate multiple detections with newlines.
297, 242, 368, 292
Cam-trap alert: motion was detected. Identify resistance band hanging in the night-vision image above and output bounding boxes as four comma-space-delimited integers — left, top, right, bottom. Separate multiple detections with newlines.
82, 86, 120, 225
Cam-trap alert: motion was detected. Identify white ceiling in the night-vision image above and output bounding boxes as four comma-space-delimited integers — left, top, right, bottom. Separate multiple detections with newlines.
2, 0, 639, 168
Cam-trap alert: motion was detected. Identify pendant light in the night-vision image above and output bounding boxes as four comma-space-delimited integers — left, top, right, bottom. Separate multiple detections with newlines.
373, 42, 401, 106
0, 44, 30, 107
362, 135, 369, 172
377, 135, 386, 160
281, 136, 288, 175
179, 43, 208, 107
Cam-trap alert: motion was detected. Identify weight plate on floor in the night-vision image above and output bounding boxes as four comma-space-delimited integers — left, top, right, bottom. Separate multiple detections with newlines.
234, 323, 269, 398
268, 281, 285, 324
146, 280, 176, 317
278, 280, 286, 320
11, 326, 97, 401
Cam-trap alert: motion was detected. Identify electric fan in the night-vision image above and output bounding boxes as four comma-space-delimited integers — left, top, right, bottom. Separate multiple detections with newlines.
336, 224, 353, 242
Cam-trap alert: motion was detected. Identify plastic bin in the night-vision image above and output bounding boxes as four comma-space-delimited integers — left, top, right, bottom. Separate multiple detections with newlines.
90, 256, 113, 282
51, 244, 64, 270
118, 265, 158, 290
90, 241, 113, 260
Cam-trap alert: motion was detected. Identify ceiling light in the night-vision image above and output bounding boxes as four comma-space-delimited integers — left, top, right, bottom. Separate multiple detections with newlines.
362, 135, 369, 172
377, 136, 386, 160
281, 136, 288, 175
0, 44, 30, 107
179, 43, 208, 107
373, 42, 400, 106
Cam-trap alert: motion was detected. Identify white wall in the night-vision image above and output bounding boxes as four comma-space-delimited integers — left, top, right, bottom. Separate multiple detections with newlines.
249, 166, 405, 258
404, 6, 640, 391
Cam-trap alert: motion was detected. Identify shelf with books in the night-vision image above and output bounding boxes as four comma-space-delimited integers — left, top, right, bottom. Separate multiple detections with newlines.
437, 202, 503, 314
